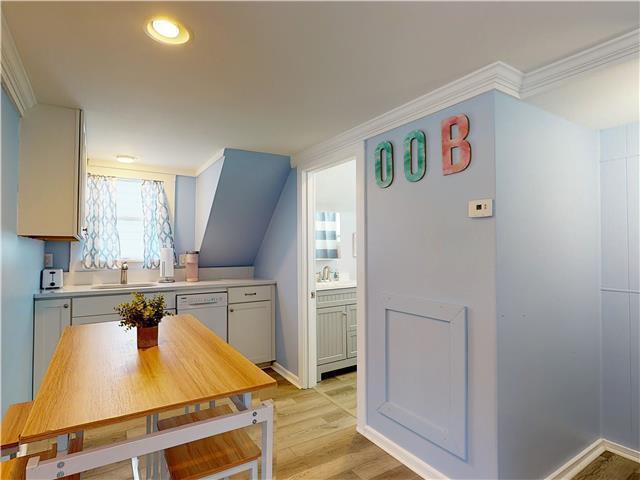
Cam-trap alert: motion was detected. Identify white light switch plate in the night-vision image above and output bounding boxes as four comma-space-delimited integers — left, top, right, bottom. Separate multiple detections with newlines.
468, 198, 493, 218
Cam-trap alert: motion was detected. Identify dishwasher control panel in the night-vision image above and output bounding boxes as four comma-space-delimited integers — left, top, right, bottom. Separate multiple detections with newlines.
177, 292, 228, 308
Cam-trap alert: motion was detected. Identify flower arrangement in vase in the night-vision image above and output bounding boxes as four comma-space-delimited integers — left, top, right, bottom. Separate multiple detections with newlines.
115, 292, 172, 349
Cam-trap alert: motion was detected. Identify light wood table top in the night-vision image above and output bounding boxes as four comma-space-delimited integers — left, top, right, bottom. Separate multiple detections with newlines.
21, 314, 276, 443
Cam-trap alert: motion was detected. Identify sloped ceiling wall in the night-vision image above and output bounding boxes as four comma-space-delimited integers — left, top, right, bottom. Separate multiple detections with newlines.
198, 149, 291, 267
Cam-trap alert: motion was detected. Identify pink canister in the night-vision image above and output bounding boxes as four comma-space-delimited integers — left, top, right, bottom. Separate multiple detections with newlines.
185, 251, 199, 282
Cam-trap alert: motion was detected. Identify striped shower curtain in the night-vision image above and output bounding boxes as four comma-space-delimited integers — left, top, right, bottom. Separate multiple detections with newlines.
315, 211, 340, 259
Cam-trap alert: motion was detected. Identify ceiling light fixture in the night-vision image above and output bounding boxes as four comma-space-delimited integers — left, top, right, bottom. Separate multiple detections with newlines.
116, 155, 137, 164
145, 16, 190, 45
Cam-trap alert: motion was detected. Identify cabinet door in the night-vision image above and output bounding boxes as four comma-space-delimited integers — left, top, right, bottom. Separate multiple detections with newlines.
347, 330, 357, 359
317, 306, 347, 365
346, 303, 357, 330
228, 301, 273, 364
34, 299, 71, 395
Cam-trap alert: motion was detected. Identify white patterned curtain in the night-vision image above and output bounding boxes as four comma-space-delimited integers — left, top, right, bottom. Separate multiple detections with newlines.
81, 175, 121, 269
141, 180, 175, 269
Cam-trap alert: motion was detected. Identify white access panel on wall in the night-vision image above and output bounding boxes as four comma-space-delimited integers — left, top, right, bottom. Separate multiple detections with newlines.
376, 294, 467, 459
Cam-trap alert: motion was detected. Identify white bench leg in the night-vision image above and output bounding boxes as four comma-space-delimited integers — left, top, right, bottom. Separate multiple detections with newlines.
261, 404, 274, 479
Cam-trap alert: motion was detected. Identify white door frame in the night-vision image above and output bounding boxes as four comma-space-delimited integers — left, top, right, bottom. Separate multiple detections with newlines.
295, 141, 366, 430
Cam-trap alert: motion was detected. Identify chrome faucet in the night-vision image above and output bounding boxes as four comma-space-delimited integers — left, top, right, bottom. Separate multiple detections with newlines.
120, 261, 128, 285
322, 265, 331, 281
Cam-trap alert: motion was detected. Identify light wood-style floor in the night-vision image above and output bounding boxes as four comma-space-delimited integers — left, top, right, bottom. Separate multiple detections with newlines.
25, 368, 639, 479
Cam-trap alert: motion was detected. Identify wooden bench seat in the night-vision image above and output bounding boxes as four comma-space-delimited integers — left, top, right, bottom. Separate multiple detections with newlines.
0, 437, 82, 480
1, 401, 32, 453
157, 405, 261, 480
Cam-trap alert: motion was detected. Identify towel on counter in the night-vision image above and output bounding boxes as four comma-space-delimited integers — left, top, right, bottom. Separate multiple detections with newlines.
315, 211, 340, 259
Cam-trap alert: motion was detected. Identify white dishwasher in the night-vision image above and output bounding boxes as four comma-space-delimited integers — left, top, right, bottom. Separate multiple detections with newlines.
176, 292, 228, 341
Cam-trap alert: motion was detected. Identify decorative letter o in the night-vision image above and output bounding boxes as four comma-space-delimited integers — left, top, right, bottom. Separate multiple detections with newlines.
403, 130, 426, 182
375, 141, 393, 188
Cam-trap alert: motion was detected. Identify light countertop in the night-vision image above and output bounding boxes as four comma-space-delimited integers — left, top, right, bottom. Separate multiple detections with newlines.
34, 278, 276, 299
315, 281, 357, 291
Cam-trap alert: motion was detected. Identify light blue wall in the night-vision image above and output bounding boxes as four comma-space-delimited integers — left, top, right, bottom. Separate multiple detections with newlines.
254, 169, 298, 374
198, 149, 291, 267
494, 94, 601, 479
1, 89, 44, 413
195, 157, 224, 250
174, 175, 196, 255
600, 123, 639, 450
365, 92, 499, 479
44, 241, 71, 271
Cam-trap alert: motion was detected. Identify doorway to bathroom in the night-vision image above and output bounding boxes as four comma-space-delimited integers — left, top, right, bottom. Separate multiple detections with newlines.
301, 158, 358, 414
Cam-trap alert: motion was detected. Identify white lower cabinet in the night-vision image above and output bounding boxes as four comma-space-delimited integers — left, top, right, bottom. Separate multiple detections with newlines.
316, 287, 357, 378
228, 298, 274, 364
33, 298, 71, 395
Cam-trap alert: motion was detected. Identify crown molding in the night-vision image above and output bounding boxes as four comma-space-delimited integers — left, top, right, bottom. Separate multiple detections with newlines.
1, 15, 36, 116
292, 61, 523, 167
292, 29, 639, 169
520, 28, 640, 98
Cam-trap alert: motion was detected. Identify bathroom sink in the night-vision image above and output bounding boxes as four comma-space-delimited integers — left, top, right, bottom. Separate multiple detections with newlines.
91, 282, 157, 290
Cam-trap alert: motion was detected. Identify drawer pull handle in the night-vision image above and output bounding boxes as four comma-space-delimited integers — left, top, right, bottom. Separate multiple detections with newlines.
244, 292, 257, 296
229, 308, 234, 313
63, 304, 69, 309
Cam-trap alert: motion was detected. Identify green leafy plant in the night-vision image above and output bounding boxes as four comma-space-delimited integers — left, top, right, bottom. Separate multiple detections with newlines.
115, 292, 172, 330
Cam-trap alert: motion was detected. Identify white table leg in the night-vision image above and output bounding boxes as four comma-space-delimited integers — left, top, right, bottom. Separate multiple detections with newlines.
261, 403, 274, 480
56, 434, 69, 454
145, 415, 151, 480
152, 413, 160, 480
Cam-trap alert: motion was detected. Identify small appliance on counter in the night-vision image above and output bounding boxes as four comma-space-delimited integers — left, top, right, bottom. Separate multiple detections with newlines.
41, 269, 63, 289
159, 247, 175, 283
185, 251, 199, 282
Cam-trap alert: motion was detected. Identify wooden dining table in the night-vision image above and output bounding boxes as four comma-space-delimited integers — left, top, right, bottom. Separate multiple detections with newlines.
19, 314, 276, 479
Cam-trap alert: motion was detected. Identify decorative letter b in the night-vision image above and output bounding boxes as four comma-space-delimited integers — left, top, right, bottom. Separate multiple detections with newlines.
441, 115, 471, 175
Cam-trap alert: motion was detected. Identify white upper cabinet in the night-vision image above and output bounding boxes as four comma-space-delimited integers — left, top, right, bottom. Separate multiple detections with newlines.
18, 104, 87, 240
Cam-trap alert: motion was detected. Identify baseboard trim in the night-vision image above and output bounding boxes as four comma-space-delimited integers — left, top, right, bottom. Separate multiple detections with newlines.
603, 439, 640, 463
547, 438, 640, 479
357, 424, 449, 479
271, 362, 302, 389
545, 438, 605, 480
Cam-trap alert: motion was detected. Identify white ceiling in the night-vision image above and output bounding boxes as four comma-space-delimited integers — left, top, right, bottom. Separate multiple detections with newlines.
526, 58, 639, 130
3, 2, 639, 172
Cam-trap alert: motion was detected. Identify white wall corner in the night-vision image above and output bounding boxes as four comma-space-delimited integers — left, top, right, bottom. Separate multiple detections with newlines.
270, 362, 302, 389
1, 15, 37, 116
195, 148, 226, 177
357, 424, 450, 480
521, 28, 640, 98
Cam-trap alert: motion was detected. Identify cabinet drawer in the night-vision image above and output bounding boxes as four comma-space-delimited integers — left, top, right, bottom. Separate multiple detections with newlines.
72, 292, 176, 317
228, 285, 271, 304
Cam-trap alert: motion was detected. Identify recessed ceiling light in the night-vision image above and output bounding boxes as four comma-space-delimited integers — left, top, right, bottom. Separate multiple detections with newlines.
116, 155, 136, 164
145, 16, 190, 45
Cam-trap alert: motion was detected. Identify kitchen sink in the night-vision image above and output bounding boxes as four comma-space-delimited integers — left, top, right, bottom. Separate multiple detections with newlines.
91, 282, 157, 290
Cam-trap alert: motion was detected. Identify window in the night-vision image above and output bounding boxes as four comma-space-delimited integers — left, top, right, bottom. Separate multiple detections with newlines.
115, 179, 144, 261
